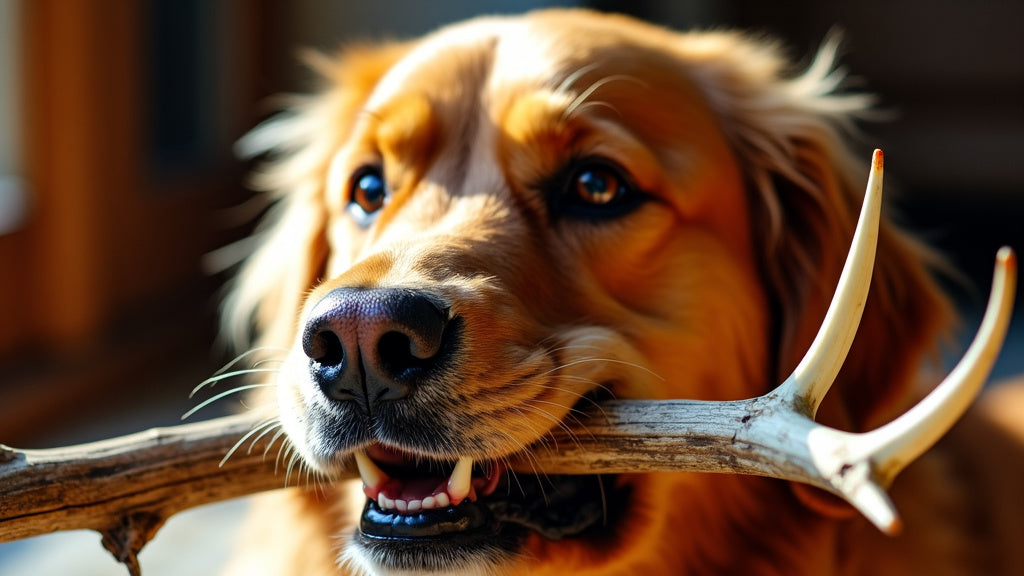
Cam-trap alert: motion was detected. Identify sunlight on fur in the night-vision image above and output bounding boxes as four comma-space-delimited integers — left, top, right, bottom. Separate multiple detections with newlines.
212, 8, 1024, 576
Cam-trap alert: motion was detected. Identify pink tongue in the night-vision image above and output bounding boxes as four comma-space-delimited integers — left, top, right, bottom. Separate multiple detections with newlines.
381, 476, 448, 501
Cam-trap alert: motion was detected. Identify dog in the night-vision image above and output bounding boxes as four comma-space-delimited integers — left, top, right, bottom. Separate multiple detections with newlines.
219, 9, 1024, 575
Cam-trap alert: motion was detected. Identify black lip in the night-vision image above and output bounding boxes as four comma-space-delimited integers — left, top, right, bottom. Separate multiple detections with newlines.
355, 473, 619, 571
360, 499, 493, 539
357, 499, 523, 572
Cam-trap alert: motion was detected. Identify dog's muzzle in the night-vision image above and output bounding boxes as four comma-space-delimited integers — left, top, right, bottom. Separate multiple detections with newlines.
298, 287, 618, 568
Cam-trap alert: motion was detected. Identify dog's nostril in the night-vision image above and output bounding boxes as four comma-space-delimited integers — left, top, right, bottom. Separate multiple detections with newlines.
378, 331, 419, 376
310, 330, 345, 367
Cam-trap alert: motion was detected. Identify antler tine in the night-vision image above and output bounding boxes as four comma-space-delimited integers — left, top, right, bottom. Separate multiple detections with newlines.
862, 248, 1017, 479
775, 149, 884, 415
808, 247, 1017, 535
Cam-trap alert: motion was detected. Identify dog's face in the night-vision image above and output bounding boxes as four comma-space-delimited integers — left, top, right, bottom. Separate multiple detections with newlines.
232, 9, 950, 575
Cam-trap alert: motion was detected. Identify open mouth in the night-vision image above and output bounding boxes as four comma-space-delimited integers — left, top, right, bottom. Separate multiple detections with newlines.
355, 446, 502, 515
351, 443, 620, 568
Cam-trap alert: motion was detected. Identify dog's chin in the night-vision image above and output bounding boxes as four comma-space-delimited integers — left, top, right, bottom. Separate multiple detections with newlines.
339, 454, 622, 575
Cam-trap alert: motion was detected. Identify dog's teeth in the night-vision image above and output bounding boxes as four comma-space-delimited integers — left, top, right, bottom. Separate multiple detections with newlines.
422, 495, 437, 509
447, 457, 474, 503
407, 499, 422, 512
434, 491, 451, 508
395, 499, 408, 512
354, 451, 388, 489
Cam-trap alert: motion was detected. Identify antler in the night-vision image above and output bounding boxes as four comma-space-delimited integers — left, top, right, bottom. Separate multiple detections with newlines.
0, 150, 1015, 569
519, 150, 1018, 534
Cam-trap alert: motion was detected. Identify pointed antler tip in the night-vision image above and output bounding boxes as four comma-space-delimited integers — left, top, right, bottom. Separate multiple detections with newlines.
882, 517, 904, 537
871, 149, 883, 170
997, 246, 1016, 266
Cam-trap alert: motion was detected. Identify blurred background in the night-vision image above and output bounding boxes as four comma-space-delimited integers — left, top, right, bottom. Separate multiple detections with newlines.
0, 0, 1021, 574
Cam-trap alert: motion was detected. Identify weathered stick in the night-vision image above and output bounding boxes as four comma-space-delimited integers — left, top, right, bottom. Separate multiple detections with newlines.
0, 396, 829, 542
0, 413, 295, 575
0, 397, 887, 553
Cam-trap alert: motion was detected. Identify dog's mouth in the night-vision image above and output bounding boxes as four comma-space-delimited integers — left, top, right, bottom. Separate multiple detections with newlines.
351, 443, 619, 569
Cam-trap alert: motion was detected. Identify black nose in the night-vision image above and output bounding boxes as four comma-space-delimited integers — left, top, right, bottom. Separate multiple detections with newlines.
301, 287, 451, 412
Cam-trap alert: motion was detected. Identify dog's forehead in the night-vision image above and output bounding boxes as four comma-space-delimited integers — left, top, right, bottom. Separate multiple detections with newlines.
364, 17, 508, 111
364, 13, 672, 112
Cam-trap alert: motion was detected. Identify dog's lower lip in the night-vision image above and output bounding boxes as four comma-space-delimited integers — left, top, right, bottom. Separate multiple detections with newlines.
359, 498, 493, 539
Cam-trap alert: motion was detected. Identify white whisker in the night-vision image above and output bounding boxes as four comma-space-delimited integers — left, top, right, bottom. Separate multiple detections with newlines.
518, 402, 584, 453
539, 356, 663, 380
265, 428, 289, 459
211, 347, 288, 376
275, 438, 293, 475
220, 417, 281, 467
181, 384, 275, 420
190, 368, 282, 397
285, 449, 302, 487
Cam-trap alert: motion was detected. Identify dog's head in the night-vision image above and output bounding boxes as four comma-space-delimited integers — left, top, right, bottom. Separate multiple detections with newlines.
228, 9, 952, 575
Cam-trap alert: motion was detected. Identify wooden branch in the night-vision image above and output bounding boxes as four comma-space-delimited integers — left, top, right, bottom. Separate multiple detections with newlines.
0, 390, 1000, 574
0, 413, 303, 575
0, 398, 818, 559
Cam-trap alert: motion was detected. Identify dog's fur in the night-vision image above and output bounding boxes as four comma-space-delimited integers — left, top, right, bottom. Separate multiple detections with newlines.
220, 9, 1024, 575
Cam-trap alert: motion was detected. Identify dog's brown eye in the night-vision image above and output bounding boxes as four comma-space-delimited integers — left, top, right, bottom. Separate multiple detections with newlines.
546, 158, 645, 220
574, 167, 625, 205
350, 167, 387, 216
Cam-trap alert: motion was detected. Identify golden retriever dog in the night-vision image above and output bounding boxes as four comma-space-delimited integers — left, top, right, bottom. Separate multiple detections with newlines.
220, 8, 1024, 575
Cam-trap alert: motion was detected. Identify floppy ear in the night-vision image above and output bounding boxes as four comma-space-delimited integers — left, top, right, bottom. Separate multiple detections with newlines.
679, 32, 955, 515
224, 43, 410, 349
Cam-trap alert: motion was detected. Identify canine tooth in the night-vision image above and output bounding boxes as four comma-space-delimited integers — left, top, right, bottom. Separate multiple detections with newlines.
447, 457, 474, 503
354, 451, 388, 488
434, 492, 450, 508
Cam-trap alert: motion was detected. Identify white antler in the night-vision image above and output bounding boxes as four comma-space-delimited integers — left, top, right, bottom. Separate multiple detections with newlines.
806, 243, 1016, 532
522, 149, 1017, 534
773, 149, 885, 414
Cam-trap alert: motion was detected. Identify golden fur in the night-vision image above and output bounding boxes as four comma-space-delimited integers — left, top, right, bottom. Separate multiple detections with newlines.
221, 9, 1023, 575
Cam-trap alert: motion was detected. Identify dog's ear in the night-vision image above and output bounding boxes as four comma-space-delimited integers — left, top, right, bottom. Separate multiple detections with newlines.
679, 32, 955, 516
679, 32, 954, 430
224, 43, 410, 348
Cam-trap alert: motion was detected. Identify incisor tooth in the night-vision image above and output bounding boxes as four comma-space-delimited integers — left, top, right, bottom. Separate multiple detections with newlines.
434, 492, 450, 508
354, 451, 388, 488
447, 457, 474, 502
